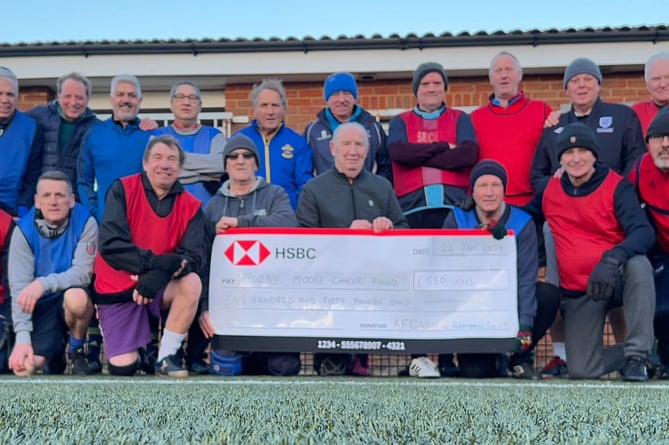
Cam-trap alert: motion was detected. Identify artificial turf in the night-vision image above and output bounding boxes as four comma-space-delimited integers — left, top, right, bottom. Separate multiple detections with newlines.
1, 376, 668, 444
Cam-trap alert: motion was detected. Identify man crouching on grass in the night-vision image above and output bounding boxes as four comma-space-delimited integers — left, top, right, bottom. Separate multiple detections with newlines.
93, 135, 207, 377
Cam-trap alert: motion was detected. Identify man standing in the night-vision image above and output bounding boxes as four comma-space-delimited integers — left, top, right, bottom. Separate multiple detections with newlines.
532, 57, 645, 183
471, 52, 553, 206
0, 67, 43, 217
27, 73, 99, 201
628, 108, 669, 378
154, 80, 227, 205
304, 72, 391, 181
388, 61, 478, 376
78, 74, 155, 222
297, 122, 408, 376
632, 51, 669, 136
530, 123, 655, 381
8, 171, 98, 376
93, 135, 206, 377
234, 79, 313, 209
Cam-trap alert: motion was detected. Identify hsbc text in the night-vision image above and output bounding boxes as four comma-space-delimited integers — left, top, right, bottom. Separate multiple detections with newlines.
275, 247, 316, 259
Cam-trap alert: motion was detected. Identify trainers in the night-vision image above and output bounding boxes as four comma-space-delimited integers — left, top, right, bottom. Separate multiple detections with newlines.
350, 355, 370, 376
138, 347, 157, 375
620, 356, 649, 382
509, 359, 539, 380
439, 361, 460, 377
540, 356, 568, 378
188, 359, 210, 375
409, 357, 440, 378
318, 355, 350, 376
69, 347, 102, 375
658, 364, 669, 380
155, 354, 188, 378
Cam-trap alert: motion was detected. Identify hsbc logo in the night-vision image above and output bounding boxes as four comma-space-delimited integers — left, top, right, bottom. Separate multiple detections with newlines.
224, 240, 271, 266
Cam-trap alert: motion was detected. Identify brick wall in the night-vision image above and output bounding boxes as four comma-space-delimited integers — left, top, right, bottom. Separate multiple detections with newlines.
17, 87, 54, 111
225, 72, 651, 134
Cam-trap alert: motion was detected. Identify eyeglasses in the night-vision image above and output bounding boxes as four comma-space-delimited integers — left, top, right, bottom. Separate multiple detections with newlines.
226, 152, 255, 160
172, 94, 200, 102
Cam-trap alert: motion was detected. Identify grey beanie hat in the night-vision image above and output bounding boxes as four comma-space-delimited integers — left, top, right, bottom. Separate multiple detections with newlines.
412, 62, 448, 95
223, 134, 260, 166
563, 57, 603, 88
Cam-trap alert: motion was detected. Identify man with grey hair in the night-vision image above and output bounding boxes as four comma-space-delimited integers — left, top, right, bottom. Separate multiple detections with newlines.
471, 52, 554, 207
153, 80, 226, 374
0, 66, 43, 217
77, 74, 156, 222
297, 122, 407, 376
27, 73, 99, 203
233, 79, 313, 209
632, 51, 669, 136
154, 80, 227, 206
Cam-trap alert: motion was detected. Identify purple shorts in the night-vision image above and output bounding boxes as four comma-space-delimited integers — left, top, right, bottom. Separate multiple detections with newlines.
97, 289, 165, 359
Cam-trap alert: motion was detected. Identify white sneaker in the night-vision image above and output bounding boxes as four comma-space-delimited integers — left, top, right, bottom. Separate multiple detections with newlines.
409, 357, 440, 378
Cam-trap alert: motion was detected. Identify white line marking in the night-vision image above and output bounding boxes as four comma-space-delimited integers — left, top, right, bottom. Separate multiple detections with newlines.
0, 377, 667, 390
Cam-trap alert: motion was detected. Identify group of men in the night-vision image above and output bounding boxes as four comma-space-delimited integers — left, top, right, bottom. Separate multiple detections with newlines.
1, 49, 668, 381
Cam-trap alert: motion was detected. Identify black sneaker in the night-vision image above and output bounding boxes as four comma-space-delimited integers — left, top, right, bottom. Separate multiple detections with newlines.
509, 359, 539, 380
69, 347, 102, 375
318, 355, 350, 376
187, 359, 210, 375
138, 347, 157, 375
659, 364, 669, 380
620, 356, 649, 382
155, 354, 188, 378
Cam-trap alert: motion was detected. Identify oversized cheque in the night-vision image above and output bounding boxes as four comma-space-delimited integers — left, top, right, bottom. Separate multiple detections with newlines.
210, 228, 518, 354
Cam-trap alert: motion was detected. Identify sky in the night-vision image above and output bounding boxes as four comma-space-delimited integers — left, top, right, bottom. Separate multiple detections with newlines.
2, 0, 667, 44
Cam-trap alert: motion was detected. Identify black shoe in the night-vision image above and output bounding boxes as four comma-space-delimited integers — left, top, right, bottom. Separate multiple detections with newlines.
659, 364, 669, 380
439, 361, 460, 377
69, 347, 102, 375
155, 354, 188, 378
187, 359, 210, 375
620, 356, 649, 382
509, 359, 539, 380
138, 347, 157, 375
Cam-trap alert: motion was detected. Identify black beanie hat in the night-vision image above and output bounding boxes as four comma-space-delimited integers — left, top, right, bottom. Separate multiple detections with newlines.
469, 159, 508, 192
412, 62, 448, 95
646, 107, 669, 142
556, 122, 600, 159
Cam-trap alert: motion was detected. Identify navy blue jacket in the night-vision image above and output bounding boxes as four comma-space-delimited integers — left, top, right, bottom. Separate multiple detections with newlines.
27, 101, 99, 199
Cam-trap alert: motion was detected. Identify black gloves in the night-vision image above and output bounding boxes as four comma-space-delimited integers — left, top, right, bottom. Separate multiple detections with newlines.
136, 270, 172, 299
152, 254, 184, 276
587, 250, 624, 301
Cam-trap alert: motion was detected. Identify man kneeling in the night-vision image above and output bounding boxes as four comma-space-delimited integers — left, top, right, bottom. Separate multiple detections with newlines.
93, 136, 207, 377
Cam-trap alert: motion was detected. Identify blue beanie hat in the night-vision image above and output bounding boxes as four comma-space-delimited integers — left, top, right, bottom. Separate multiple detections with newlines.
324, 72, 358, 101
563, 58, 602, 88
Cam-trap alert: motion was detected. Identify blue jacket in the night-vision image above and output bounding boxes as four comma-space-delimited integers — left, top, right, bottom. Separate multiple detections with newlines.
77, 118, 153, 221
234, 122, 313, 209
303, 106, 392, 182
445, 205, 538, 328
27, 101, 99, 199
0, 111, 42, 214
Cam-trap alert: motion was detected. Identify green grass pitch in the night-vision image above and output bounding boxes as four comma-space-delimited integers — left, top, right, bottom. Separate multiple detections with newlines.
2, 376, 669, 444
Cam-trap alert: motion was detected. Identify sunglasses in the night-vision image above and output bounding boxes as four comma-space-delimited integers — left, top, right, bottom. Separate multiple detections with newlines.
226, 152, 255, 160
